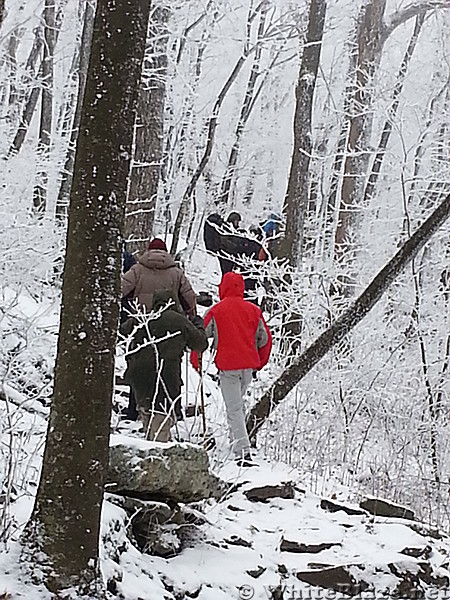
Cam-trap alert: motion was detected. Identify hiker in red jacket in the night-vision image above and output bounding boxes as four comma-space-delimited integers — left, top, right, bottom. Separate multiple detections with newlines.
193, 272, 272, 466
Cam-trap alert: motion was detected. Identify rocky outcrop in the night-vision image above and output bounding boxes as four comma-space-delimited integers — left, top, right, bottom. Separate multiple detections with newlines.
244, 482, 295, 502
321, 498, 367, 516
102, 451, 450, 600
296, 565, 369, 596
105, 436, 223, 559
360, 497, 415, 520
280, 538, 340, 553
107, 437, 222, 504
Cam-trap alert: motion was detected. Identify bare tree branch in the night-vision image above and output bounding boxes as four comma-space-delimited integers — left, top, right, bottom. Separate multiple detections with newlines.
382, 1, 448, 43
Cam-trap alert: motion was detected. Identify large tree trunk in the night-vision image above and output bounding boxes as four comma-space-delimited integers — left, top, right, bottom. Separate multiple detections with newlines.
125, 3, 170, 253
247, 193, 450, 437
277, 0, 326, 265
21, 0, 152, 595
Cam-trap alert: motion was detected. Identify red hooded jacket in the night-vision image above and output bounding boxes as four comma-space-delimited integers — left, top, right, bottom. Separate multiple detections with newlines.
192, 272, 272, 371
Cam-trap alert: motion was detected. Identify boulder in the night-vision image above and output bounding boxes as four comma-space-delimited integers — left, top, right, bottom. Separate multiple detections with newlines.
296, 565, 369, 596
389, 560, 449, 598
280, 538, 340, 554
107, 438, 221, 504
244, 482, 295, 502
359, 497, 414, 520
321, 498, 367, 516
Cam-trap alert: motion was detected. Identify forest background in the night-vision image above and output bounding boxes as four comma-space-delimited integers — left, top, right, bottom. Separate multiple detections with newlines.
0, 0, 449, 587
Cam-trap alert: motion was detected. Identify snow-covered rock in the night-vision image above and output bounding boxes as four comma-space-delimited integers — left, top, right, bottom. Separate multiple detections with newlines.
107, 435, 222, 504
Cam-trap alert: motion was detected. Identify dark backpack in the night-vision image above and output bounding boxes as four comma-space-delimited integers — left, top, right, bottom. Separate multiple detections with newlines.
204, 213, 223, 252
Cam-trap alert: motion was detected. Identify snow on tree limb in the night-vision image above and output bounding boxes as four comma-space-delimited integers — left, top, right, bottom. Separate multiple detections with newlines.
381, 1, 449, 44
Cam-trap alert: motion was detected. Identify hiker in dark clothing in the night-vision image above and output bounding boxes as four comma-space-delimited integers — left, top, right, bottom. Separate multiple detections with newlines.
239, 226, 263, 305
218, 211, 243, 275
121, 290, 208, 442
120, 237, 197, 421
204, 212, 264, 303
203, 213, 224, 255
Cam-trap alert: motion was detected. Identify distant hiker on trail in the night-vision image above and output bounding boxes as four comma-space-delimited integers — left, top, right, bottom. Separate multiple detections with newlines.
218, 211, 243, 275
204, 211, 245, 276
121, 237, 197, 317
203, 212, 224, 255
258, 213, 282, 261
239, 225, 263, 305
121, 290, 208, 442
203, 212, 263, 303
191, 272, 272, 466
120, 237, 197, 420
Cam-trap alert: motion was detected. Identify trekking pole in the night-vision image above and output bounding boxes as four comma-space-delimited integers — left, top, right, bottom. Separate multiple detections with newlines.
198, 353, 207, 446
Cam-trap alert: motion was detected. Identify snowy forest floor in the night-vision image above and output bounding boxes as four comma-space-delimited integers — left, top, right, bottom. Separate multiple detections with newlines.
0, 244, 449, 599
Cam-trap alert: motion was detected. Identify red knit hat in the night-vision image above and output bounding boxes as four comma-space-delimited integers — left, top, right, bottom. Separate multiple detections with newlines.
148, 238, 167, 251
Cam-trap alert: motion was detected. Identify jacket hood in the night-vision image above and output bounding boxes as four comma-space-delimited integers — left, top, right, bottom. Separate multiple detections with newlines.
219, 272, 245, 300
152, 289, 181, 312
138, 249, 176, 270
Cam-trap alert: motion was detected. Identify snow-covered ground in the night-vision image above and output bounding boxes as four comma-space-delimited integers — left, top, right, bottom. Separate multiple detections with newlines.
0, 246, 449, 599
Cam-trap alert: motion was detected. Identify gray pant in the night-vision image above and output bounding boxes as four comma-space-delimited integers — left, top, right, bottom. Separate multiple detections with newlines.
219, 369, 253, 457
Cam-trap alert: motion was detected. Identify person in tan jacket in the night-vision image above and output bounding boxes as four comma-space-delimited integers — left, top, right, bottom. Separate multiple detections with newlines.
121, 238, 197, 317
120, 238, 197, 422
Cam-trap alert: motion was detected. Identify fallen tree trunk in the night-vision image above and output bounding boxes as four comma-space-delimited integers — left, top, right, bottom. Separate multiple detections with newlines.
247, 193, 450, 437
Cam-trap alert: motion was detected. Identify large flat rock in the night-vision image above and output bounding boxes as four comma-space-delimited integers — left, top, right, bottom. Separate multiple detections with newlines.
107, 435, 221, 504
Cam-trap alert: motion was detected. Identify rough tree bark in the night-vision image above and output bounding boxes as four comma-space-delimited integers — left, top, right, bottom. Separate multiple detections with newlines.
277, 0, 327, 265
125, 3, 170, 252
247, 193, 450, 437
21, 0, 152, 595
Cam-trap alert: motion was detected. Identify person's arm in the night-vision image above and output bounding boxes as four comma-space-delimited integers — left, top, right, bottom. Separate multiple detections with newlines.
185, 316, 208, 353
255, 318, 268, 348
178, 271, 197, 317
121, 264, 138, 298
190, 309, 214, 371
255, 316, 272, 369
123, 250, 136, 273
